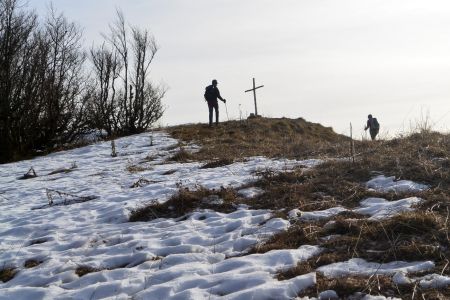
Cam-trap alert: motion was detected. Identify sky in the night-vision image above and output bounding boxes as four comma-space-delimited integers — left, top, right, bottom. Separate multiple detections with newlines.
27, 0, 450, 137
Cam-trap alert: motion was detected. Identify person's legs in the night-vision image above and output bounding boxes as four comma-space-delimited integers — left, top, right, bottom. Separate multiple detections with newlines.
208, 102, 214, 126
370, 129, 378, 140
213, 102, 219, 125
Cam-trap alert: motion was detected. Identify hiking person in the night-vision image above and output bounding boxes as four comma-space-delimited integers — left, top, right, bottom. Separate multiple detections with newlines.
364, 114, 380, 140
204, 79, 226, 127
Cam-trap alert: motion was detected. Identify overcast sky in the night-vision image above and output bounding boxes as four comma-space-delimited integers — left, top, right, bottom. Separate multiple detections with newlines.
28, 0, 450, 137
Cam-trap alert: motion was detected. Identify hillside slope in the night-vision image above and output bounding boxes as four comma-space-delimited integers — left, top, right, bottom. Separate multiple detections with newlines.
0, 118, 449, 299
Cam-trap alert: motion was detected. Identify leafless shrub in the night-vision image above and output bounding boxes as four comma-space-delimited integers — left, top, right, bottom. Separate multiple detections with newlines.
130, 178, 158, 188
31, 189, 98, 209
48, 162, 78, 175
88, 10, 165, 137
18, 167, 37, 180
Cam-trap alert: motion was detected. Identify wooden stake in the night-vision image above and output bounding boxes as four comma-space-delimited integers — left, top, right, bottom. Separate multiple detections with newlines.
350, 122, 355, 163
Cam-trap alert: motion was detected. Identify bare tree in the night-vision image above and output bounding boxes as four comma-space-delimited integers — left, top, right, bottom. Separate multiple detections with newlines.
89, 10, 165, 137
0, 1, 89, 162
0, 0, 38, 160
129, 26, 165, 132
37, 6, 89, 145
89, 43, 122, 136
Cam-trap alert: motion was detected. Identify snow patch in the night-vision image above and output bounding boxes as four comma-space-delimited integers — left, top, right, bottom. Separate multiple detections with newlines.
317, 258, 434, 278
419, 274, 450, 289
237, 187, 264, 198
296, 207, 348, 221
366, 175, 428, 193
355, 197, 422, 220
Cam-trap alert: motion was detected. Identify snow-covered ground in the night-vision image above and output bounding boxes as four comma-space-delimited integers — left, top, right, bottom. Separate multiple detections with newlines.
0, 132, 320, 299
0, 132, 448, 299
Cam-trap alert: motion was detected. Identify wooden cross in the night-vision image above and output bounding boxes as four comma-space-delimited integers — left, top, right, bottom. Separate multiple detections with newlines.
245, 78, 264, 116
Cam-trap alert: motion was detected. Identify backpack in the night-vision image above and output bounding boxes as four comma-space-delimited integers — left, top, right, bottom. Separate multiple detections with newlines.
371, 118, 380, 130
204, 85, 215, 101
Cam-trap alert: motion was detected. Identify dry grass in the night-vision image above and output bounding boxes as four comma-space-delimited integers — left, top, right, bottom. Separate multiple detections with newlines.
356, 131, 450, 188
130, 178, 158, 188
250, 137, 449, 296
75, 266, 101, 277
298, 273, 450, 299
167, 148, 195, 162
129, 186, 241, 222
200, 158, 234, 169
300, 273, 402, 298
248, 221, 323, 254
24, 259, 42, 269
0, 267, 17, 282
168, 118, 350, 161
162, 169, 177, 175
126, 164, 153, 173
322, 212, 449, 262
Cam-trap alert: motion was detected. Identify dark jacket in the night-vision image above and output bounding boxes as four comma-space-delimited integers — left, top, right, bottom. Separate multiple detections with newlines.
204, 85, 224, 102
365, 118, 379, 131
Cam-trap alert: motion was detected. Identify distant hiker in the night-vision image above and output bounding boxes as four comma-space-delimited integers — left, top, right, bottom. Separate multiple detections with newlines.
364, 114, 380, 140
204, 79, 226, 127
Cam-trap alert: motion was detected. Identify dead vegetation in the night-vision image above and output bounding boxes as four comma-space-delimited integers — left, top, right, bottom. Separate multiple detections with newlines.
195, 122, 449, 297
125, 118, 450, 297
75, 266, 101, 277
126, 164, 153, 173
248, 222, 323, 254
24, 259, 43, 269
168, 118, 350, 161
129, 186, 241, 222
0, 266, 17, 282
18, 167, 38, 180
167, 148, 194, 162
48, 162, 78, 175
162, 169, 177, 175
200, 158, 234, 169
298, 273, 450, 299
130, 178, 159, 188
321, 212, 449, 263
32, 189, 99, 210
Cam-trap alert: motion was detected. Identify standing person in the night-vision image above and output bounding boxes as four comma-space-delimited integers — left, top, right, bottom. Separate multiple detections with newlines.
204, 79, 226, 127
364, 114, 380, 140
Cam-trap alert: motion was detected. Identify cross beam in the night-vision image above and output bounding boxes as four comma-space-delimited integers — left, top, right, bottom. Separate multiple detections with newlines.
245, 78, 264, 116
